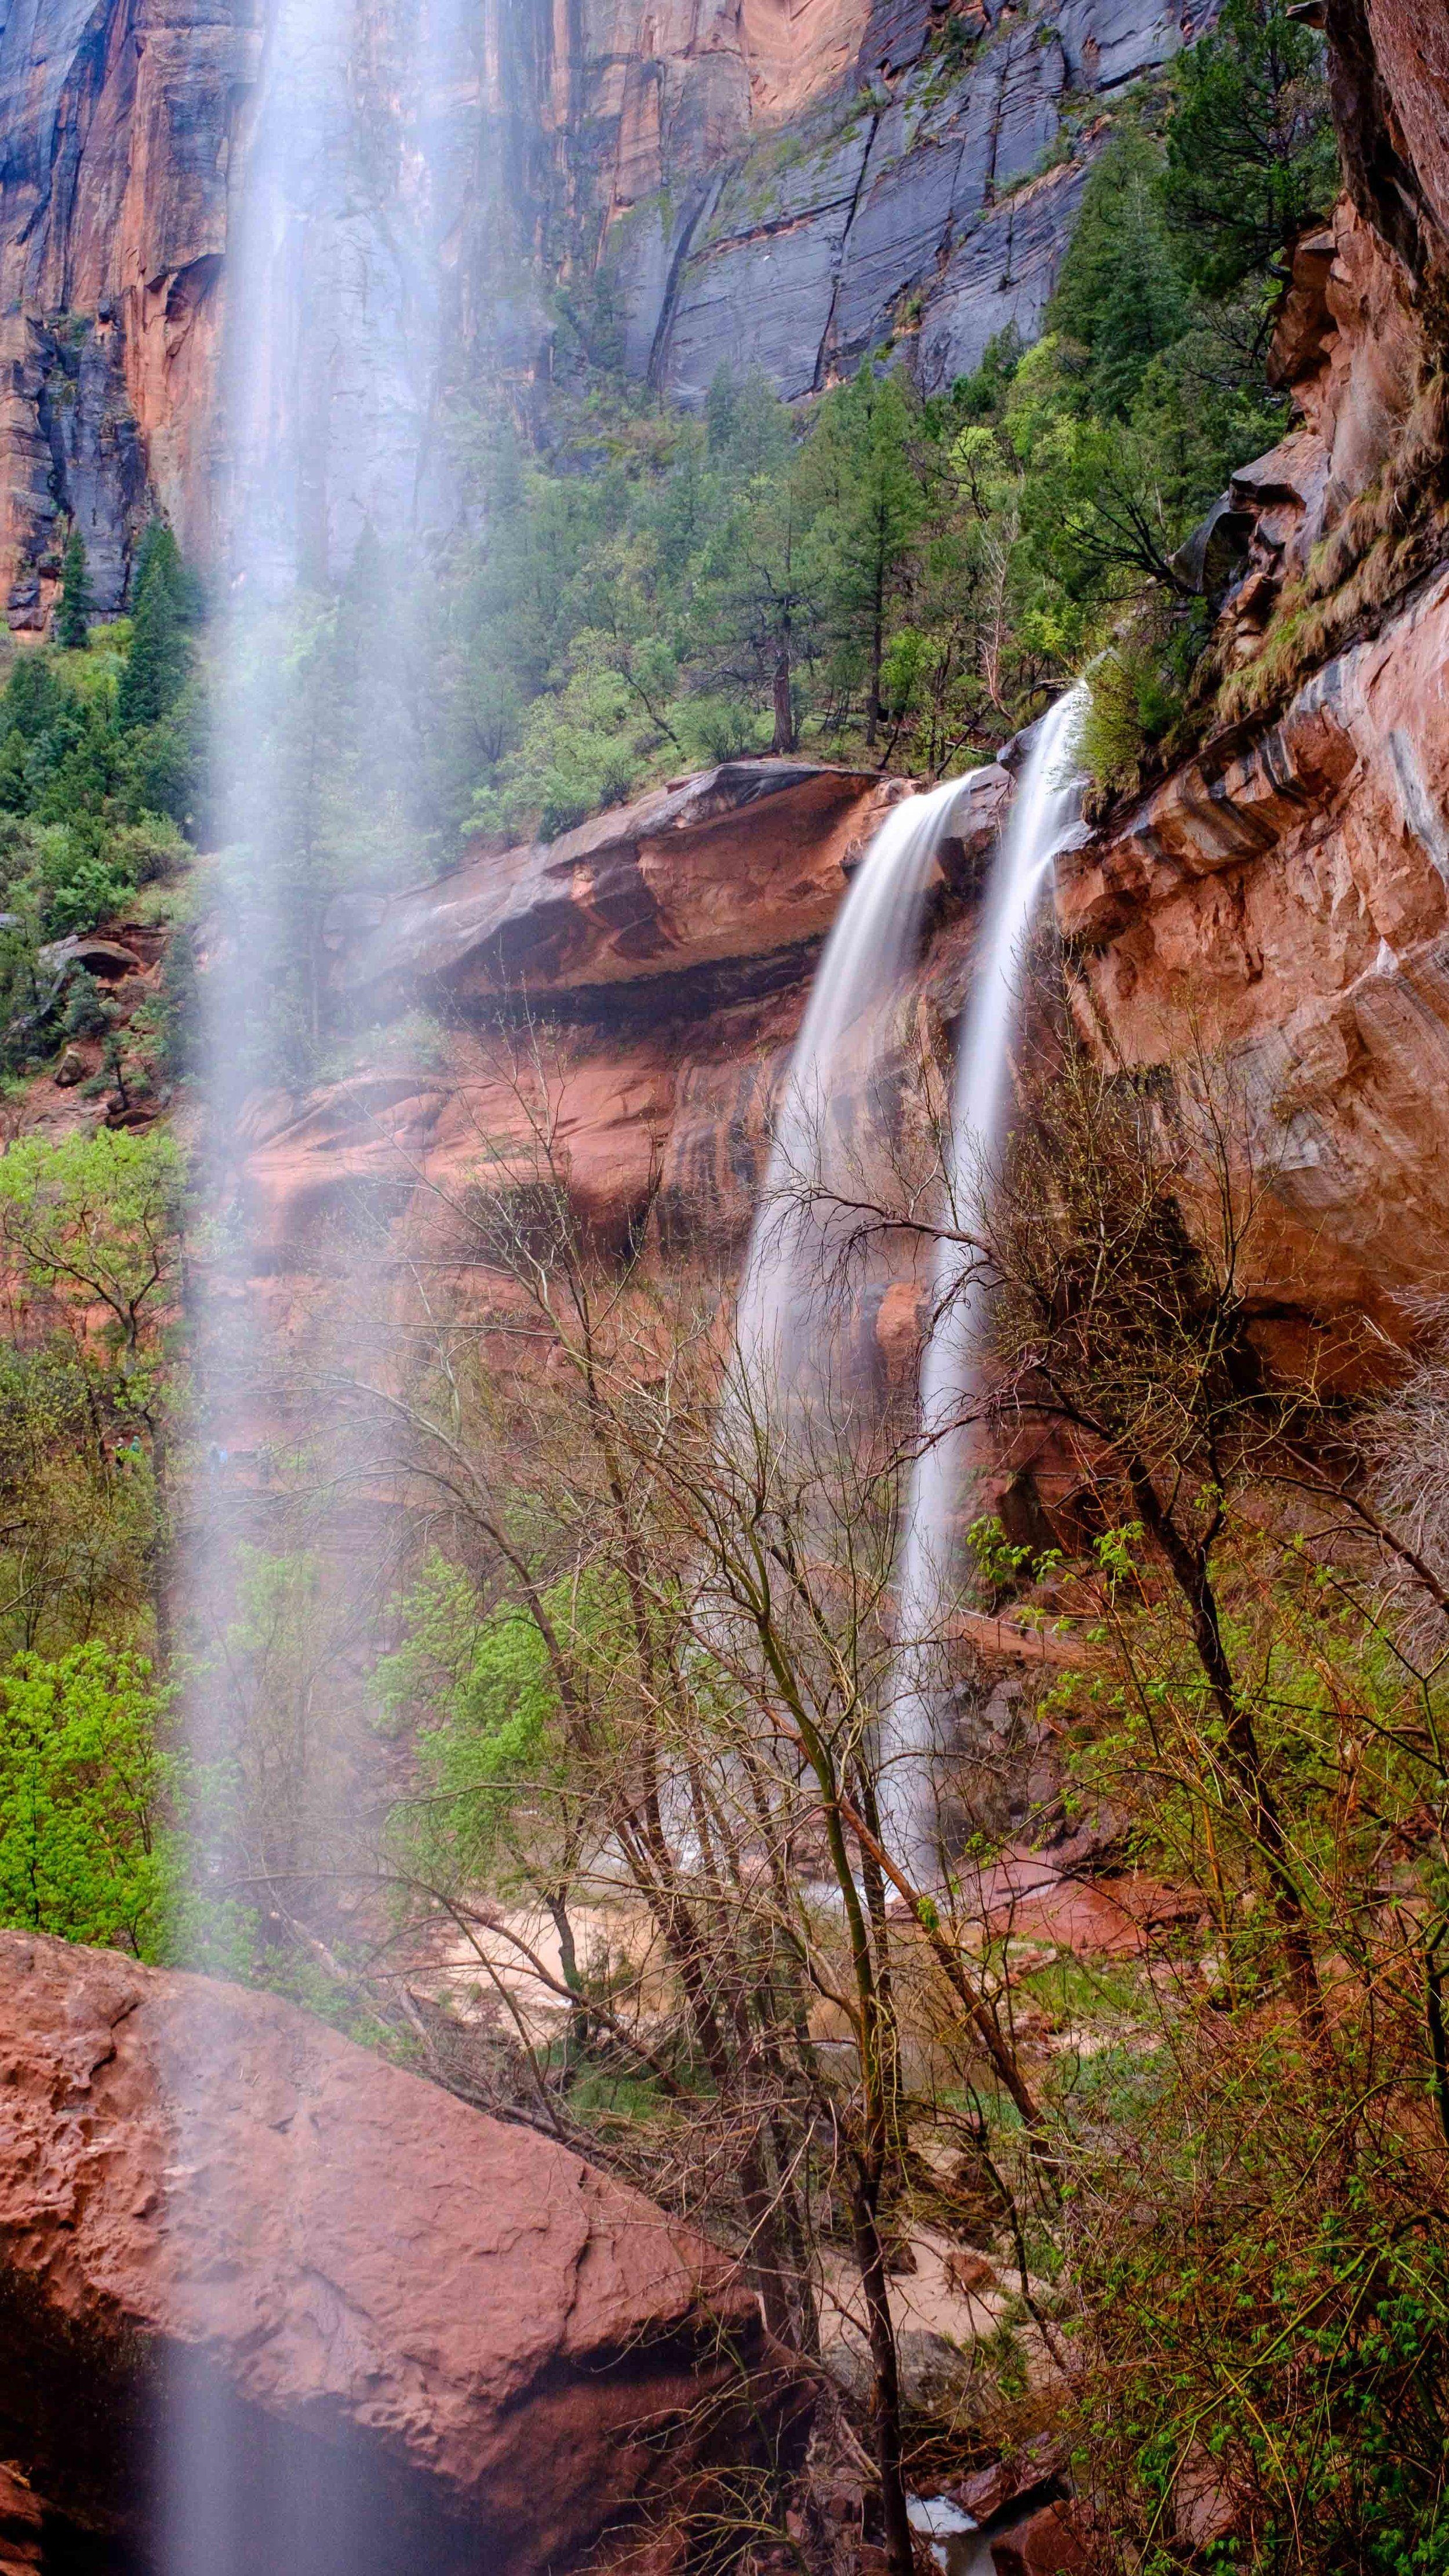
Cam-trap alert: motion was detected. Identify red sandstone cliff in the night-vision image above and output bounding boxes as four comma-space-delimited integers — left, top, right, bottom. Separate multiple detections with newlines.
0, 0, 1208, 624
1055, 0, 1449, 1347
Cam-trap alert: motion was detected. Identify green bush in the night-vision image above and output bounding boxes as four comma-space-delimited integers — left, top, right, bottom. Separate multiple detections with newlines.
0, 1642, 178, 1958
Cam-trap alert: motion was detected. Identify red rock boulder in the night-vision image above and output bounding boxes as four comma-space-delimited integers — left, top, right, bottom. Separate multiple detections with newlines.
0, 1932, 798, 2574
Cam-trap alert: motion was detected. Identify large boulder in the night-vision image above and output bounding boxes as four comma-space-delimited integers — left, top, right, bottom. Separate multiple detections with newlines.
0, 1933, 796, 2575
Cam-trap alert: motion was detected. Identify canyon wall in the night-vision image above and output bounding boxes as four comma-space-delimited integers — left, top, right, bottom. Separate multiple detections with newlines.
1057, 0, 1449, 1348
0, 0, 1206, 627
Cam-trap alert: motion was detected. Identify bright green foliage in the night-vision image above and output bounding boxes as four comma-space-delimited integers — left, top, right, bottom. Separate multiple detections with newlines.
1163, 0, 1339, 296
0, 1642, 176, 1955
378, 1563, 551, 1818
54, 530, 91, 651
0, 1125, 185, 1360
378, 1555, 574, 1880
376, 1553, 638, 1927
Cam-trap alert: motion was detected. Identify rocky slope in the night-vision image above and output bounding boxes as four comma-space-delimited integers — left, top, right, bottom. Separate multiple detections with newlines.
0, 0, 1207, 623
0, 1930, 795, 2573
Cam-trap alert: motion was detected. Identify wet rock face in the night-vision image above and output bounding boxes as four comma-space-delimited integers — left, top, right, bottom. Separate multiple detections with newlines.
1058, 566, 1449, 1337
0, 0, 1207, 624
0, 1931, 794, 2576
1057, 5, 1449, 1356
636, 0, 1212, 407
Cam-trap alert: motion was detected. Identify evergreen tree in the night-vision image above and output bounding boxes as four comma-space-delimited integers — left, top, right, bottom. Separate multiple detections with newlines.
1163, 0, 1338, 294
118, 525, 191, 730
806, 367, 926, 747
1048, 130, 1190, 417
54, 530, 91, 650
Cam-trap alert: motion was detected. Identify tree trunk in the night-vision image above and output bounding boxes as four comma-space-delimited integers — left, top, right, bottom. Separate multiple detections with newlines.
851, 2168, 913, 2576
772, 627, 795, 754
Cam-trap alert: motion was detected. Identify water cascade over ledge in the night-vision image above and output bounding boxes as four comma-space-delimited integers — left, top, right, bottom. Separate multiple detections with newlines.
734, 775, 973, 1402
734, 690, 1086, 1882
884, 682, 1087, 1874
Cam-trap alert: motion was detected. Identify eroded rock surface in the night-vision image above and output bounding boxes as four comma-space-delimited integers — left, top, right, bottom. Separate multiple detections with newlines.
0, 0, 1209, 623
1060, 567, 1449, 1335
1058, 5, 1449, 1351
0, 1930, 792, 2575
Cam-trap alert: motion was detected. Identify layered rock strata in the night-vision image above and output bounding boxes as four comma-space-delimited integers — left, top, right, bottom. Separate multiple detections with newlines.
0, 1929, 793, 2574
1057, 0, 1449, 1349
224, 756, 1010, 1280
0, 0, 1206, 625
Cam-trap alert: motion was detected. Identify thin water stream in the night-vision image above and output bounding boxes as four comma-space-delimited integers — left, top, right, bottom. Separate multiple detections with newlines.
883, 682, 1087, 1873
734, 774, 972, 1399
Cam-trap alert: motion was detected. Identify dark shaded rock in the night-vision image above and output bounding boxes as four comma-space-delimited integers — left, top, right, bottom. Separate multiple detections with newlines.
946, 2434, 1068, 2527
0, 2468, 42, 2573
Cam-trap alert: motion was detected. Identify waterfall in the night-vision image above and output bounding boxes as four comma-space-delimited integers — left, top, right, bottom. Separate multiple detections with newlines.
166, 0, 483, 2560
730, 694, 1086, 1878
882, 681, 1087, 1873
734, 775, 971, 1406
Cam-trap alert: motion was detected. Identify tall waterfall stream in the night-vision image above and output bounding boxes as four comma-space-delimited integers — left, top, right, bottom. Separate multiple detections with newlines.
736, 689, 1087, 1883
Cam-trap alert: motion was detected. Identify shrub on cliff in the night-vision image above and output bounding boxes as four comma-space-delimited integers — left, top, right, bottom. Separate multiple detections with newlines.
54, 529, 90, 651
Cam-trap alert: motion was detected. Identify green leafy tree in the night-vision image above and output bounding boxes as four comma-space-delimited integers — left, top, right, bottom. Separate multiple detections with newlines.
377, 1555, 629, 2052
0, 1642, 176, 1955
54, 530, 91, 651
0, 1126, 186, 1364
0, 1127, 186, 1664
1163, 0, 1338, 296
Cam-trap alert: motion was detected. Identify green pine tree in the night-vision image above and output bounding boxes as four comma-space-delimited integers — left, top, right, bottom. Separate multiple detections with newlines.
54, 529, 91, 650
1163, 0, 1338, 296
804, 365, 926, 748
118, 523, 191, 729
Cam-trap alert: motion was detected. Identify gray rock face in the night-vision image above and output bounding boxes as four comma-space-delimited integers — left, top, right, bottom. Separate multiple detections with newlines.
0, 0, 1213, 625
646, 0, 1213, 410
